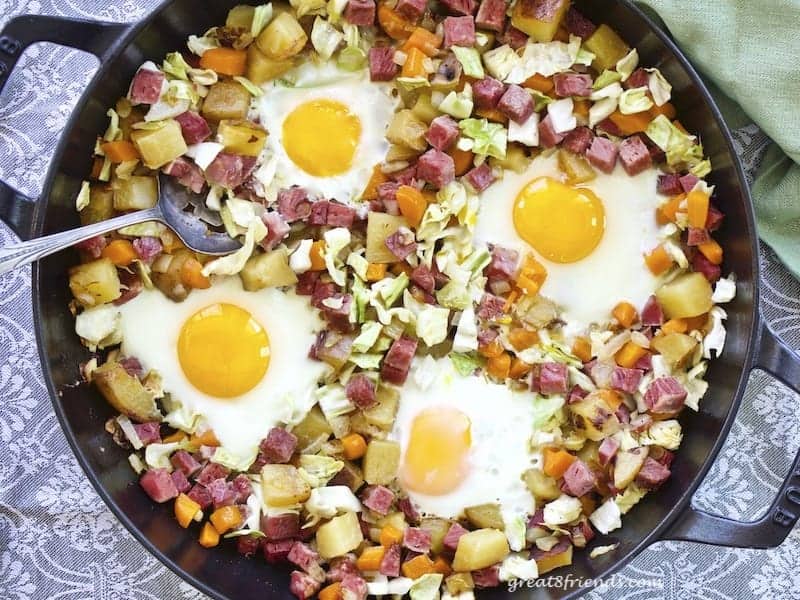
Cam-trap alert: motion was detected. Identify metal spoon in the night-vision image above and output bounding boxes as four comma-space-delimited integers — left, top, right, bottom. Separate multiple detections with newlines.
0, 173, 241, 275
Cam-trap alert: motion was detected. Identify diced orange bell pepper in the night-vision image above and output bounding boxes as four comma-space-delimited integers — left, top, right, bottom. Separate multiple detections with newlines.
199, 522, 220, 548
448, 147, 474, 176
508, 327, 539, 351
357, 546, 387, 571
392, 262, 413, 276
698, 239, 723, 264
685, 313, 709, 331
478, 337, 504, 358
362, 165, 388, 200
644, 244, 673, 275
609, 110, 652, 135
309, 241, 327, 271
615, 341, 648, 368
366, 262, 387, 282
175, 493, 202, 528
487, 352, 511, 379
612, 301, 638, 328
210, 505, 242, 535
191, 429, 220, 448
571, 336, 592, 363
517, 254, 547, 295
378, 3, 415, 40
656, 194, 686, 225
522, 73, 554, 94
597, 388, 623, 410
509, 357, 532, 379
199, 47, 247, 76
543, 447, 576, 479
162, 430, 187, 444
342, 433, 368, 460
401, 554, 437, 579
432, 556, 452, 576
650, 102, 677, 120
319, 582, 343, 600
402, 27, 442, 56
181, 257, 212, 289
660, 318, 687, 334
686, 189, 710, 228
380, 524, 404, 547
101, 239, 138, 267
396, 185, 429, 228
474, 106, 509, 125
573, 99, 590, 119
101, 140, 140, 163
402, 46, 428, 79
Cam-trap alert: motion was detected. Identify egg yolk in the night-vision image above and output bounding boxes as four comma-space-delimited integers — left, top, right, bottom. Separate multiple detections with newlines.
512, 177, 606, 263
282, 99, 362, 177
401, 407, 472, 496
177, 303, 270, 398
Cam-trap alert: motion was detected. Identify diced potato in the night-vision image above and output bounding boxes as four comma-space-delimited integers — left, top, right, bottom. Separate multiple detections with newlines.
349, 411, 385, 439
655, 272, 713, 319
558, 149, 596, 184
69, 258, 121, 307
511, 0, 570, 42
218, 120, 268, 157
151, 249, 192, 302
362, 385, 399, 429
446, 572, 475, 595
227, 4, 255, 29
260, 464, 312, 506
386, 144, 422, 163
614, 447, 649, 489
465, 504, 505, 530
363, 439, 401, 485
119, 107, 145, 139
650, 332, 698, 368
386, 109, 429, 152
523, 468, 561, 501
130, 120, 187, 170
112, 175, 158, 211
316, 511, 364, 560
376, 511, 408, 533
292, 405, 333, 449
331, 460, 365, 492
535, 542, 573, 574
93, 360, 160, 422
202, 81, 252, 122
240, 248, 298, 291
577, 440, 600, 465
452, 528, 510, 572
584, 24, 630, 71
569, 391, 622, 441
489, 144, 530, 174
257, 12, 308, 60
80, 185, 114, 225
366, 212, 410, 263
412, 93, 441, 124
246, 44, 295, 85
421, 518, 451, 555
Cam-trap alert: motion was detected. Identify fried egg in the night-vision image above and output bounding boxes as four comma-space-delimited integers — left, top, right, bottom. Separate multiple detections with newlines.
257, 60, 398, 203
390, 358, 538, 524
116, 276, 328, 459
474, 151, 665, 336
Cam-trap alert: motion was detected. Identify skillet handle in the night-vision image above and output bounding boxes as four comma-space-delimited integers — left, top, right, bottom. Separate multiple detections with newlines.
0, 15, 130, 241
661, 320, 800, 549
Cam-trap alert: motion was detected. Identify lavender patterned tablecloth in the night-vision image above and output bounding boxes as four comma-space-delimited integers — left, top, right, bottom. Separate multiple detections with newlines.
1, 2, 799, 599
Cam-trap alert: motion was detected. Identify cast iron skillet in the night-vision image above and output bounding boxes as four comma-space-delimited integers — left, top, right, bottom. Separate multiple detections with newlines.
1, 1, 799, 597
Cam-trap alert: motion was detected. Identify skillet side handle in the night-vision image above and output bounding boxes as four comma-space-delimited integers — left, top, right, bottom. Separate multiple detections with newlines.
0, 15, 130, 241
662, 320, 800, 549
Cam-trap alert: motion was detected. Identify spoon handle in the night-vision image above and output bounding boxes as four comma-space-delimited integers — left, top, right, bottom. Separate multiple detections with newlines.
0, 207, 163, 275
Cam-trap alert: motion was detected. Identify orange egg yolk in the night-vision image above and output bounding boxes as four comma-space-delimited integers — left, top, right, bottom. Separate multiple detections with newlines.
512, 176, 606, 263
282, 99, 362, 177
401, 407, 472, 496
177, 303, 270, 398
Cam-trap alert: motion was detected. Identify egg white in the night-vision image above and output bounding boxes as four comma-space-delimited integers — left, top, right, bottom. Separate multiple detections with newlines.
257, 60, 398, 204
390, 358, 538, 525
474, 151, 665, 337
116, 276, 329, 460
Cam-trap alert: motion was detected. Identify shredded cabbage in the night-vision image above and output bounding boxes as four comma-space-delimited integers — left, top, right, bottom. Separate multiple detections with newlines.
409, 574, 444, 600
589, 82, 623, 101
185, 142, 224, 170
589, 96, 618, 128
251, 4, 274, 38
413, 302, 450, 346
589, 498, 622, 534
452, 305, 478, 352
531, 394, 566, 430
202, 217, 267, 277
505, 515, 527, 552
353, 321, 382, 353
233, 76, 264, 97
439, 85, 474, 120
499, 554, 539, 582
639, 419, 682, 450
103, 108, 121, 141
508, 112, 540, 146
187, 33, 220, 56
543, 494, 582, 525
212, 447, 258, 471
452, 46, 485, 79
305, 486, 361, 523
145, 441, 187, 470
506, 38, 578, 82
315, 384, 355, 421
449, 352, 482, 376
116, 415, 144, 450
458, 118, 507, 159
311, 17, 343, 60
703, 306, 727, 359
547, 97, 576, 133
349, 353, 383, 369
615, 49, 639, 81
645, 115, 707, 171
593, 69, 622, 90
298, 454, 345, 487
616, 483, 648, 514
482, 44, 521, 81
646, 68, 672, 106
618, 87, 653, 115
75, 181, 91, 212
712, 275, 736, 303
75, 304, 121, 351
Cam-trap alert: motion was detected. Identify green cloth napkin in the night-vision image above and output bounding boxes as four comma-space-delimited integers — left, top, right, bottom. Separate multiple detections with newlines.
637, 0, 800, 277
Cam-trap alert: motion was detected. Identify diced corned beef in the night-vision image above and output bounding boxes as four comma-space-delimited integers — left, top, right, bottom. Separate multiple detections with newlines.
444, 522, 468, 551
618, 136, 652, 176
636, 457, 671, 489
277, 186, 311, 222
296, 272, 321, 296
568, 385, 588, 404
133, 236, 162, 264
262, 512, 301, 540
171, 469, 191, 494
327, 556, 359, 582
130, 68, 164, 105
397, 496, 420, 523
588, 360, 614, 389
652, 446, 675, 467
195, 462, 230, 486
396, 0, 427, 19
586, 136, 619, 173
206, 153, 257, 189
616, 403, 629, 428
237, 535, 261, 558
501, 24, 528, 49
175, 111, 211, 145
554, 72, 592, 98
288, 542, 325, 581
634, 351, 653, 372
477, 293, 506, 321
687, 227, 710, 246
473, 76, 506, 109
187, 484, 212, 510
570, 518, 596, 548
598, 437, 620, 466
163, 157, 206, 194
417, 149, 456, 188
644, 376, 688, 413
361, 485, 395, 515
642, 135, 665, 163
611, 366, 643, 393
76, 235, 107, 258
624, 68, 649, 90
426, 115, 460, 151
341, 574, 368, 600
630, 414, 653, 433
290, 571, 321, 599
311, 281, 337, 310
308, 200, 329, 226
390, 164, 419, 185
561, 459, 596, 497
264, 539, 295, 563
657, 173, 683, 196
140, 468, 178, 503
440, 0, 476, 15
327, 202, 356, 228
345, 0, 376, 25
443, 16, 476, 47
706, 204, 724, 231
403, 527, 432, 553
207, 478, 236, 509
411, 264, 436, 293
385, 227, 417, 260
539, 362, 568, 394
565, 6, 596, 37
477, 328, 499, 348
679, 173, 699, 193
475, 0, 507, 31
368, 47, 397, 82
562, 126, 594, 154
346, 374, 377, 409
497, 84, 534, 123
539, 114, 566, 148
596, 117, 623, 137
132, 421, 160, 444
485, 245, 519, 283
692, 252, 721, 282
379, 544, 402, 577
231, 473, 252, 503
530, 537, 571, 562
114, 272, 143, 306
641, 295, 664, 326
171, 450, 201, 477
261, 427, 298, 464
381, 336, 418, 385
472, 565, 501, 588
465, 162, 496, 192
261, 211, 290, 251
